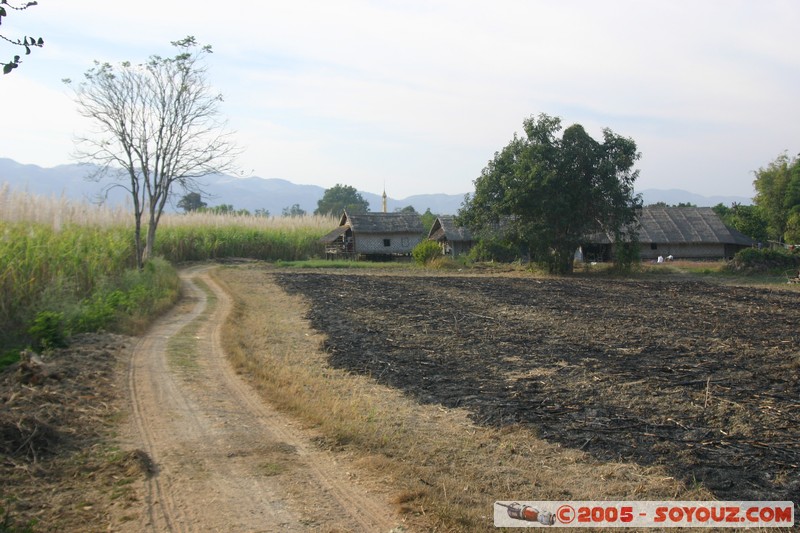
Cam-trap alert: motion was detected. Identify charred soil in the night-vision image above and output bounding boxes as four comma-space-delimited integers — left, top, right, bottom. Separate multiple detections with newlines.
274, 272, 800, 505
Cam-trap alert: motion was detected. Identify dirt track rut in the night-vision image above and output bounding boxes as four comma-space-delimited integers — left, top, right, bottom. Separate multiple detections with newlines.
124, 265, 401, 532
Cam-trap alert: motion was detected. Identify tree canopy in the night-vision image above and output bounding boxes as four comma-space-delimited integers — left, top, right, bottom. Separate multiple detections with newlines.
177, 192, 207, 213
65, 37, 238, 269
282, 203, 307, 217
753, 152, 800, 243
1, 0, 44, 74
314, 184, 370, 216
458, 113, 641, 274
712, 203, 769, 244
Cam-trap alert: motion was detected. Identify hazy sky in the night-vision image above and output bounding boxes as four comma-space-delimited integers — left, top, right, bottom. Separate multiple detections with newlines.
2, 1, 799, 199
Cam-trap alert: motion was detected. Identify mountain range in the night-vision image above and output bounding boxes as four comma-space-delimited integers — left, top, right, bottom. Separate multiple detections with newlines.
0, 158, 752, 215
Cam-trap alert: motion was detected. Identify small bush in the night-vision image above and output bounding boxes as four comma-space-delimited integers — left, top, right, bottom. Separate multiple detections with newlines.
612, 239, 641, 273
28, 311, 67, 351
69, 257, 180, 334
412, 240, 443, 265
729, 247, 800, 272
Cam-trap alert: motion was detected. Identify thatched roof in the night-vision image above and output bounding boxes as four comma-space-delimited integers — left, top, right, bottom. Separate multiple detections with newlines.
428, 215, 473, 242
337, 211, 424, 234
319, 225, 349, 243
589, 207, 756, 245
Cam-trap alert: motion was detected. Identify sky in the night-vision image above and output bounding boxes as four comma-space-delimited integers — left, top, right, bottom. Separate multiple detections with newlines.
2, 1, 799, 200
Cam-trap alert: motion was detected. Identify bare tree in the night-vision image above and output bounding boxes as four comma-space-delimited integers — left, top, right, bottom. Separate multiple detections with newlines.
65, 37, 239, 269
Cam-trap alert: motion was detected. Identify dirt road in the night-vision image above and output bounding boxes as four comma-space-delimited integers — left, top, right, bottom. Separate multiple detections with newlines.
123, 265, 404, 532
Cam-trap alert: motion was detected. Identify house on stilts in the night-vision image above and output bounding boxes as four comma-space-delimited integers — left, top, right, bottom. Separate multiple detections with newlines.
320, 211, 425, 260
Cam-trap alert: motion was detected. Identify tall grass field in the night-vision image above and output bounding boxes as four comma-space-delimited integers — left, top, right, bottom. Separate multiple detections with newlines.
0, 185, 334, 360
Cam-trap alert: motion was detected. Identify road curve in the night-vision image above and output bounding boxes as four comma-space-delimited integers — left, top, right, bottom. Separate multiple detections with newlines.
123, 265, 402, 532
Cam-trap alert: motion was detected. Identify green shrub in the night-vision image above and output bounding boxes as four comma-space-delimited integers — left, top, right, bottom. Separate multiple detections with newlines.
71, 258, 179, 334
27, 311, 67, 350
612, 238, 641, 273
412, 240, 443, 265
729, 247, 800, 272
468, 239, 519, 263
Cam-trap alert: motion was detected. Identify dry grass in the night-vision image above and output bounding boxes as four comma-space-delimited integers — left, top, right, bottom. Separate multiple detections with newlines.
1, 183, 336, 232
0, 186, 333, 348
0, 183, 130, 228
214, 264, 710, 532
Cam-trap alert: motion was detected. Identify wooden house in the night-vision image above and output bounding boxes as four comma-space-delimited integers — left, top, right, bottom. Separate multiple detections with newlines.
584, 206, 755, 261
320, 211, 424, 259
427, 215, 474, 257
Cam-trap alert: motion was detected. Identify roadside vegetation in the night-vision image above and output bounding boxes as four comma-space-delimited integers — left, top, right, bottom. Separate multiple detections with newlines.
0, 187, 334, 367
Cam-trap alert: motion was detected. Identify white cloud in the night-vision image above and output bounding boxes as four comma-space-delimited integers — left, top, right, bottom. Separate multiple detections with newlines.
2, 0, 799, 199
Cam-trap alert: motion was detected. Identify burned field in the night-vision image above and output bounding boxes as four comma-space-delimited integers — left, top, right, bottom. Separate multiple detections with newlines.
274, 272, 799, 504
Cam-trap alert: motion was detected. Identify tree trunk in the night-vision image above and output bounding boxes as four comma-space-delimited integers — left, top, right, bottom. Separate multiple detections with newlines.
133, 212, 144, 270
549, 246, 575, 275
143, 213, 158, 264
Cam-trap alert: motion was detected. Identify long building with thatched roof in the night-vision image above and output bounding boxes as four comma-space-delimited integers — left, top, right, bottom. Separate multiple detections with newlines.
584, 206, 756, 261
320, 211, 424, 259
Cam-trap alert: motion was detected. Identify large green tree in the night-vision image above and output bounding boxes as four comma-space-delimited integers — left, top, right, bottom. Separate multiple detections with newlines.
177, 192, 207, 212
314, 184, 370, 216
459, 113, 641, 274
752, 152, 800, 243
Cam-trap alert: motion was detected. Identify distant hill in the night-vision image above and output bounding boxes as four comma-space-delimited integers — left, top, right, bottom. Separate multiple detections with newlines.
639, 188, 752, 208
0, 158, 751, 216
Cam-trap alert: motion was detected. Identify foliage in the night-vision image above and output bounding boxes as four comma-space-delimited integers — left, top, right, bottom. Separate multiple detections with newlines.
155, 224, 324, 262
198, 204, 251, 216
0, 219, 178, 356
610, 235, 641, 273
411, 240, 442, 265
0, 190, 335, 358
712, 203, 769, 243
728, 247, 800, 273
27, 311, 67, 351
64, 36, 239, 269
395, 205, 417, 214
468, 238, 519, 263
786, 211, 800, 243
459, 113, 641, 274
0, 221, 135, 347
71, 258, 179, 334
282, 203, 307, 217
420, 208, 437, 234
1, 0, 43, 75
647, 201, 697, 207
752, 152, 800, 243
314, 184, 370, 216
177, 192, 207, 212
